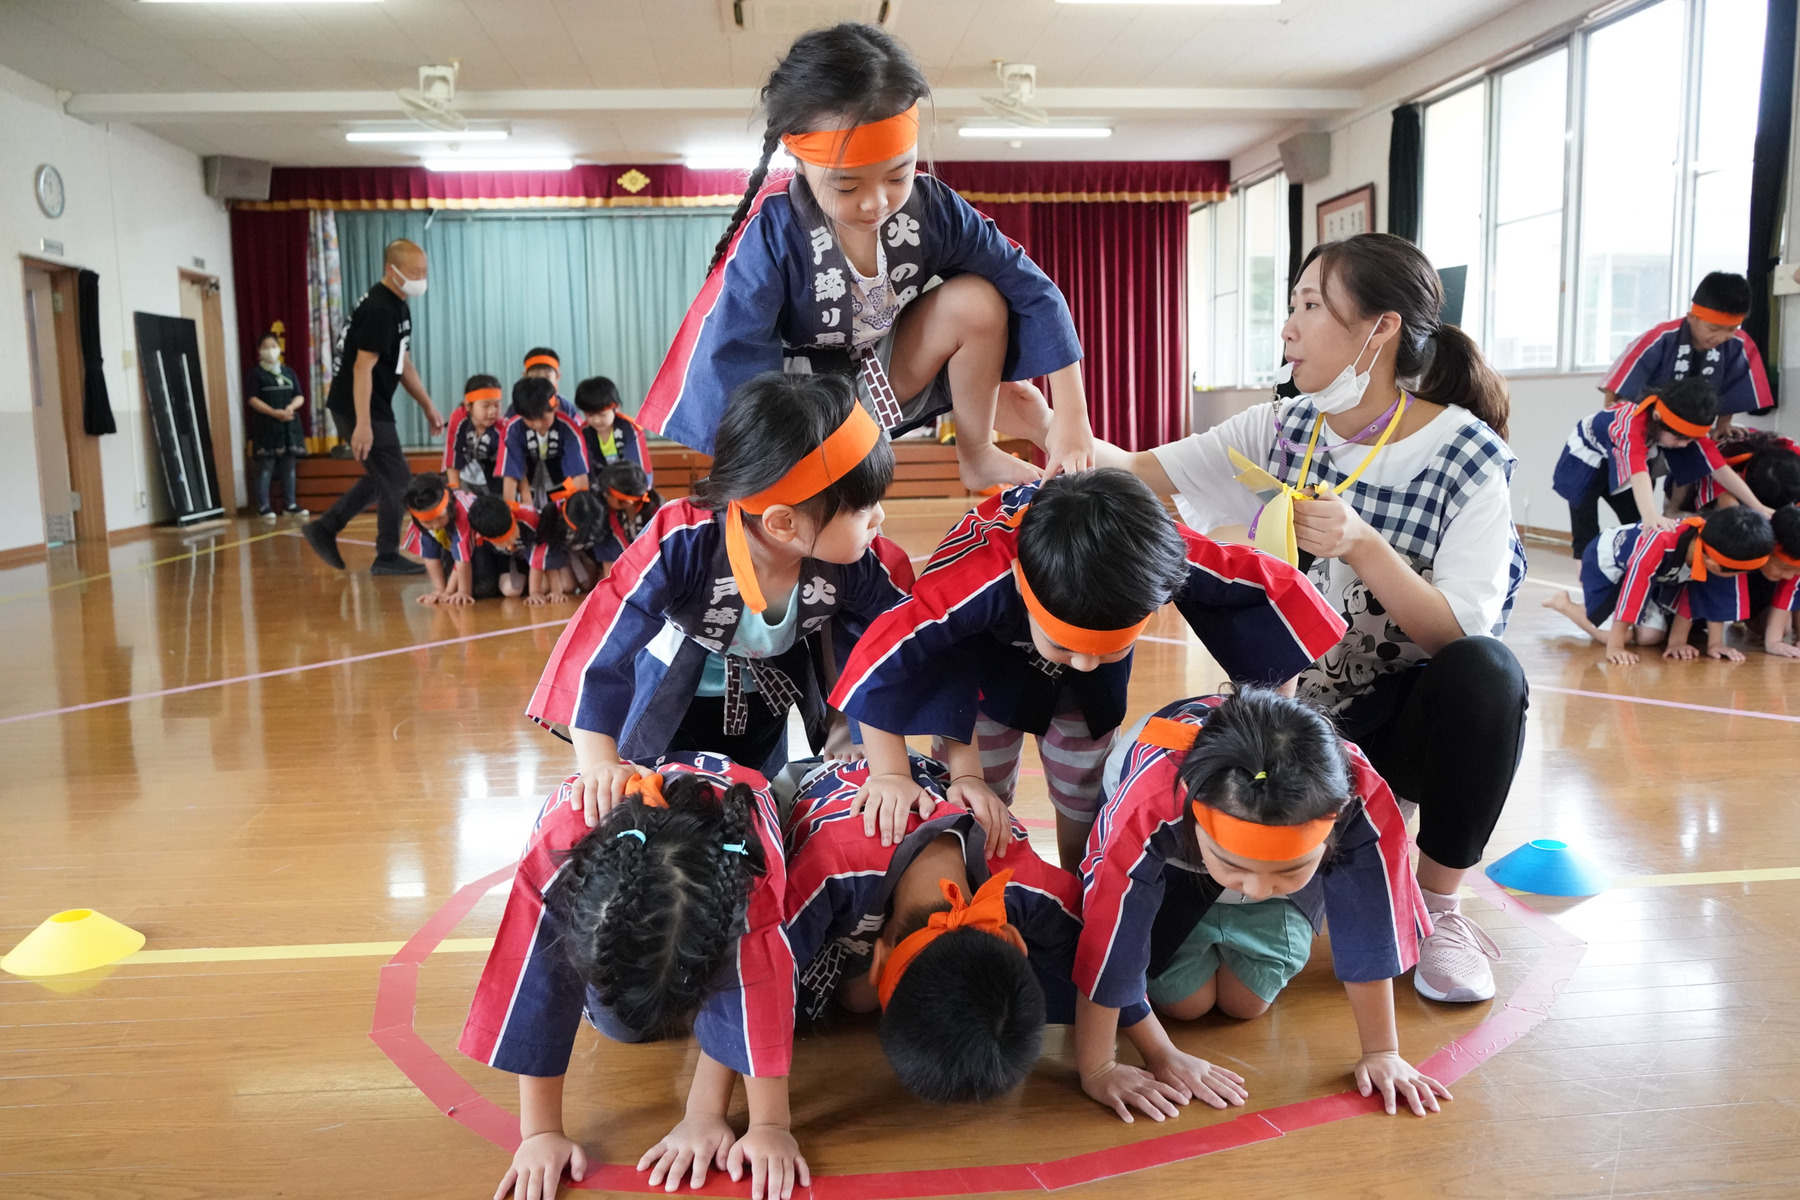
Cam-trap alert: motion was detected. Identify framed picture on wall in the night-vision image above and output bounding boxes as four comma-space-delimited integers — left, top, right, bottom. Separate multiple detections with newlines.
1317, 184, 1376, 243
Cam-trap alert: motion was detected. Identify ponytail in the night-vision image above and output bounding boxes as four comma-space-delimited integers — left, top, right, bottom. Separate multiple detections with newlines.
1305, 233, 1511, 440
1415, 324, 1510, 440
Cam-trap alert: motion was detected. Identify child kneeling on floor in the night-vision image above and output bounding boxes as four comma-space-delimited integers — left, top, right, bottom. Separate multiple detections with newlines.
1073, 690, 1448, 1122
468, 493, 574, 605
460, 756, 804, 1200
401, 472, 478, 606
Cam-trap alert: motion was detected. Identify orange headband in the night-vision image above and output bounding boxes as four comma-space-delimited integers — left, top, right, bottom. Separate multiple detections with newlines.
623, 772, 666, 808
1681, 516, 1770, 581
523, 354, 559, 371
781, 103, 920, 169
1637, 395, 1712, 440
1012, 561, 1150, 658
725, 405, 882, 614
464, 386, 503, 405
1691, 304, 1747, 328
607, 487, 649, 507
1192, 803, 1337, 863
550, 479, 589, 504
1774, 546, 1800, 568
477, 510, 519, 548
876, 869, 1018, 1010
408, 492, 450, 523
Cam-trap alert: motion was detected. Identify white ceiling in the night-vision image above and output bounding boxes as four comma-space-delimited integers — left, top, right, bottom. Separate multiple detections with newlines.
0, 0, 1531, 166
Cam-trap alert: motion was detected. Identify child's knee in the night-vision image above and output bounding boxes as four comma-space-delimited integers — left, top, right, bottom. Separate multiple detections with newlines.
1154, 977, 1217, 1021
937, 274, 1007, 332
1214, 966, 1273, 1019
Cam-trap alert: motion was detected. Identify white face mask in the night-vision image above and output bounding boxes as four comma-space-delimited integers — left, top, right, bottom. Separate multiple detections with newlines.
389, 264, 428, 299
1280, 324, 1382, 415
259, 347, 280, 365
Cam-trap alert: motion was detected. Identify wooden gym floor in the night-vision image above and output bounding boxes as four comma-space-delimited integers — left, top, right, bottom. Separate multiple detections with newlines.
2, 498, 1798, 1199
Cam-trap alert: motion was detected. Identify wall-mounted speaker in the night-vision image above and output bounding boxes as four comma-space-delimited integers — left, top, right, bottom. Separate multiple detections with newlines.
1277, 133, 1332, 185
203, 156, 272, 201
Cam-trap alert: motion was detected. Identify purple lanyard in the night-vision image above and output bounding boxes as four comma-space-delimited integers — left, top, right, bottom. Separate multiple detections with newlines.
1273, 396, 1404, 457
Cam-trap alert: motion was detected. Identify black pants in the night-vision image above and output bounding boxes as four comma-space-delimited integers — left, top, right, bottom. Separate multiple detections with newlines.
1568, 475, 1639, 559
668, 693, 788, 773
1337, 636, 1528, 871
318, 419, 407, 557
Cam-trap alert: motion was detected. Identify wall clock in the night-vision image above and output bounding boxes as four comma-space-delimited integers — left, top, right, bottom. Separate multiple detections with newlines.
35, 164, 65, 219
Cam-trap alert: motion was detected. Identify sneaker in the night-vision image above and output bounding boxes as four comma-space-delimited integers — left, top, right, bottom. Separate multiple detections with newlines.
259, 509, 277, 523
284, 504, 310, 518
370, 555, 427, 576
300, 520, 345, 570
329, 444, 355, 460
1414, 907, 1501, 1003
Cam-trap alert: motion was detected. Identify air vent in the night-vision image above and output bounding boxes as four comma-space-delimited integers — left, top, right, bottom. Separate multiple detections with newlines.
721, 0, 899, 34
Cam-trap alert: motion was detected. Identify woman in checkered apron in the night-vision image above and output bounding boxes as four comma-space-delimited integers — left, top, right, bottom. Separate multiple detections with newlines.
1099, 233, 1527, 1007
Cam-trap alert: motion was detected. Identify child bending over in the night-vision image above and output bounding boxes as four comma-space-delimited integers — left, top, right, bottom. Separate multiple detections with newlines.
501, 376, 590, 508
1746, 504, 1800, 659
401, 472, 478, 606
830, 468, 1344, 869
460, 757, 802, 1200
468, 494, 575, 605
1545, 505, 1774, 664
1074, 690, 1446, 1122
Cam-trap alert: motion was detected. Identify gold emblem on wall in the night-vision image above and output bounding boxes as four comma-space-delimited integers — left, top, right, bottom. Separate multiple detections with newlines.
616, 169, 651, 194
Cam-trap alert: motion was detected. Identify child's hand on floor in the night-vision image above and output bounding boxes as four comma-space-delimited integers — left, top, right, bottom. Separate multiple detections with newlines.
947, 774, 1013, 857
1078, 1059, 1189, 1124
525, 592, 548, 607
1606, 647, 1640, 666
1767, 640, 1800, 659
578, 762, 643, 826
847, 774, 935, 847
1142, 1046, 1248, 1110
637, 1112, 734, 1194
547, 590, 573, 604
415, 592, 442, 607
727, 1125, 810, 1200
496, 1131, 588, 1200
1707, 644, 1746, 662
1663, 642, 1701, 660
1355, 1051, 1451, 1116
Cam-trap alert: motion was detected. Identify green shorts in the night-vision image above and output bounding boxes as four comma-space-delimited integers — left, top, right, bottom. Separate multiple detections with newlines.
1145, 896, 1315, 1006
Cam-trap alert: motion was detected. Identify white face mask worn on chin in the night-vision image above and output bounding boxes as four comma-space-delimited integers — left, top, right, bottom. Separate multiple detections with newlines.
389, 265, 428, 299
260, 349, 281, 366
1276, 324, 1382, 415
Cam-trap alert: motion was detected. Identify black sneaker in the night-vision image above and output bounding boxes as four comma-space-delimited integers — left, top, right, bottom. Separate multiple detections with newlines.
329, 444, 355, 460
300, 520, 345, 570
370, 555, 427, 576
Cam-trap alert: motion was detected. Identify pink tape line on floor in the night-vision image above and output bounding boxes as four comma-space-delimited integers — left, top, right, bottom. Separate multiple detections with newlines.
376, 861, 1588, 1197
0, 620, 567, 727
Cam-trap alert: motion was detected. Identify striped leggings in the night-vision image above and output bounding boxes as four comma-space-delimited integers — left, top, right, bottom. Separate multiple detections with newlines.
951, 709, 1117, 822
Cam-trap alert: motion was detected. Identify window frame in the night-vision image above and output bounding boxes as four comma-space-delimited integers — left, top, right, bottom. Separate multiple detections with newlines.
1419, 0, 1756, 377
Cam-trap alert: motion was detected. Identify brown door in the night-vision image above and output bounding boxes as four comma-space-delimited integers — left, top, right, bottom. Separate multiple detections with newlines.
24, 266, 76, 546
180, 271, 239, 512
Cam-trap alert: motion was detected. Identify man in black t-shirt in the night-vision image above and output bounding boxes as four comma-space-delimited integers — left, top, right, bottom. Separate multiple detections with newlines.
301, 238, 446, 574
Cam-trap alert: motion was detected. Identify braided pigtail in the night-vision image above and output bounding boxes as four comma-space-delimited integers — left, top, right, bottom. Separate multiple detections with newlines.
544, 771, 765, 1038
707, 126, 782, 277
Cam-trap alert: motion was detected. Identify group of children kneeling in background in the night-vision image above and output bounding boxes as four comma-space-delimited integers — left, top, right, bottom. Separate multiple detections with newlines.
402, 348, 665, 606
1545, 272, 1800, 663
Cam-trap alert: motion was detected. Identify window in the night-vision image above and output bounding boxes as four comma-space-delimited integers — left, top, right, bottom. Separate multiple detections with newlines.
1188, 203, 1210, 389
1576, 1, 1684, 368
1489, 49, 1569, 372
1421, 84, 1487, 339
1419, 0, 1766, 375
1241, 174, 1287, 388
1688, 0, 1766, 285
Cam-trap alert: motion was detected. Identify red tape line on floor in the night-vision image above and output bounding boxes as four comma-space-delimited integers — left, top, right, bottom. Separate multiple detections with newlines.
373, 866, 1588, 1197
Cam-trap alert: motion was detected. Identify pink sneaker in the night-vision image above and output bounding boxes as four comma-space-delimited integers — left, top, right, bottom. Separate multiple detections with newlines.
1414, 907, 1500, 1003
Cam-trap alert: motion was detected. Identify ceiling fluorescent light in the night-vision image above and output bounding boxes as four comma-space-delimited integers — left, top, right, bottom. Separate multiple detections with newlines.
958, 125, 1112, 139
1056, 0, 1277, 6
684, 148, 797, 171
347, 129, 508, 143
424, 157, 574, 172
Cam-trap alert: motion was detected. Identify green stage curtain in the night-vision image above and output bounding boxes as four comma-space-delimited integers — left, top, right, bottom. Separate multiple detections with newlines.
336, 208, 730, 447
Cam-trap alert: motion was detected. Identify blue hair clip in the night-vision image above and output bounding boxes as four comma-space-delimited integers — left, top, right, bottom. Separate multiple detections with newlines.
722, 842, 747, 855
617, 829, 647, 844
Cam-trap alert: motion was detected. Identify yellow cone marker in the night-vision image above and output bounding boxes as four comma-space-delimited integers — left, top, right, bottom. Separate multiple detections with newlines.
2, 909, 146, 977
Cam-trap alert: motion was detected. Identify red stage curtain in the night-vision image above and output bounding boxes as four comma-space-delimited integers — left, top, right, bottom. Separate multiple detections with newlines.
930, 159, 1227, 204
240, 164, 758, 211
228, 208, 312, 434
954, 195, 1191, 452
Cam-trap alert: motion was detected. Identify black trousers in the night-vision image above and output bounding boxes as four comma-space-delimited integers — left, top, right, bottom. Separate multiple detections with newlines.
1567, 475, 1639, 559
1337, 636, 1528, 872
318, 419, 408, 557
668, 693, 788, 774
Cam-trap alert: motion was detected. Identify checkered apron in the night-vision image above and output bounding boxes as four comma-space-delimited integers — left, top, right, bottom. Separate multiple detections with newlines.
1268, 399, 1527, 711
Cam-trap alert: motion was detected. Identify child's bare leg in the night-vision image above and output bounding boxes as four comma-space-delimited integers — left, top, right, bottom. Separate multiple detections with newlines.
1212, 966, 1272, 1019
994, 379, 1053, 445
1156, 975, 1218, 1021
499, 567, 525, 598
1542, 590, 1606, 645
888, 275, 1041, 492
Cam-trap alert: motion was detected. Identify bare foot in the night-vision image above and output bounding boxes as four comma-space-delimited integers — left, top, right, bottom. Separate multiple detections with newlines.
957, 440, 1042, 492
1541, 591, 1603, 644
995, 380, 1053, 445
